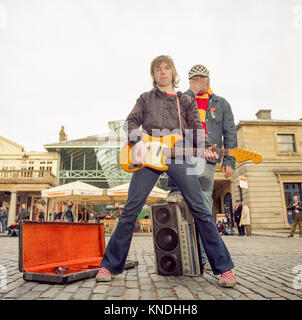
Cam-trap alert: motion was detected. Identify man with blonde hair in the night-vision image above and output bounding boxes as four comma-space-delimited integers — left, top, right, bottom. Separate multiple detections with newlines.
95, 55, 237, 288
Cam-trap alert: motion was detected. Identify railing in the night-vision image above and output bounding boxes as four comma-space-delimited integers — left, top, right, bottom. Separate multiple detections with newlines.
0, 170, 56, 185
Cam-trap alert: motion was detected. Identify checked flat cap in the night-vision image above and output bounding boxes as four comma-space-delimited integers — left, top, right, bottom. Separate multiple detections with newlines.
188, 64, 209, 79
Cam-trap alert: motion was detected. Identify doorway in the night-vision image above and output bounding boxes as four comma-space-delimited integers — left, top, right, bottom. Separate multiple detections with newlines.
283, 183, 302, 224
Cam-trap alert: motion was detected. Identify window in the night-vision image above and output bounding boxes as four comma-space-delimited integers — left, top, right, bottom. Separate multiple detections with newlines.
277, 134, 296, 152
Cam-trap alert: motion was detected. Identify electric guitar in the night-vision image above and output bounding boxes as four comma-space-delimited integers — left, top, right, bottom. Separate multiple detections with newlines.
120, 133, 263, 173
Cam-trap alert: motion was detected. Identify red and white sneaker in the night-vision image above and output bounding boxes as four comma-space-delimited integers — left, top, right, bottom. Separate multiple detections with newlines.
95, 266, 112, 282
218, 270, 237, 288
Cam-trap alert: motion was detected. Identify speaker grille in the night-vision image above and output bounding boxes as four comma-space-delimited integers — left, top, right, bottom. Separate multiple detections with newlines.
156, 228, 178, 251
153, 207, 172, 225
160, 255, 177, 273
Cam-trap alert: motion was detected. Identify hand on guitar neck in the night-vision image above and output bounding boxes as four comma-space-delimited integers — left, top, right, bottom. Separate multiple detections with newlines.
206, 144, 219, 161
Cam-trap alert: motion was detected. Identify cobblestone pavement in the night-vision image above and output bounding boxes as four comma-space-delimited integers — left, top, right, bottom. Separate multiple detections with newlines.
0, 234, 302, 300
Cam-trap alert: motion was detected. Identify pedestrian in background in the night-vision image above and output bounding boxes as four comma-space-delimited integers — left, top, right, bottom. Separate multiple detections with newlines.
17, 204, 29, 224
240, 201, 251, 236
33, 200, 45, 221
0, 205, 8, 233
61, 201, 76, 222
288, 195, 302, 238
234, 200, 245, 236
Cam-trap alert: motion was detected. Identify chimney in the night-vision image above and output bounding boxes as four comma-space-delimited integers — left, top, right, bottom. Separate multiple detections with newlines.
256, 109, 272, 120
59, 126, 68, 142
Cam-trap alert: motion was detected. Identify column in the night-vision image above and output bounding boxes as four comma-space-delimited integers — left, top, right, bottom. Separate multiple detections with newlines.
56, 150, 61, 185
7, 191, 17, 226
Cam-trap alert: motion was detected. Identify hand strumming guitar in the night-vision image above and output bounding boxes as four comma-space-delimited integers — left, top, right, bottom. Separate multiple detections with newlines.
131, 141, 148, 167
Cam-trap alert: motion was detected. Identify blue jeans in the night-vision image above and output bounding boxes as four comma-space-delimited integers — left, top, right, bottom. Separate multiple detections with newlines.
0, 217, 7, 233
168, 160, 216, 265
101, 158, 234, 275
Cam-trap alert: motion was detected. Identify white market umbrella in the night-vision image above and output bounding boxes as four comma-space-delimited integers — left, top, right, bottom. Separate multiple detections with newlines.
41, 180, 110, 204
107, 183, 168, 204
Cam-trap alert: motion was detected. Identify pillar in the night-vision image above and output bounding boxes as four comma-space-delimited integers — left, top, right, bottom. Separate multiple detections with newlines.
7, 191, 17, 226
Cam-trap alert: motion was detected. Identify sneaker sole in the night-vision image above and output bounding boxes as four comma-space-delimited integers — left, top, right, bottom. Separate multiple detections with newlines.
96, 276, 112, 282
219, 281, 236, 288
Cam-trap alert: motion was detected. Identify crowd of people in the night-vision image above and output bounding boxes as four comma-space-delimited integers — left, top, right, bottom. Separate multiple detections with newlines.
1, 195, 301, 240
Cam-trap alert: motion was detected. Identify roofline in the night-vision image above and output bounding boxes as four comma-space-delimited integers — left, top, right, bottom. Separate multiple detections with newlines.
237, 120, 302, 129
0, 136, 24, 151
44, 144, 123, 151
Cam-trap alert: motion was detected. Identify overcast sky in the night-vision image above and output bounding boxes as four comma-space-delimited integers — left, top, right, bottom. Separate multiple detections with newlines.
1, 0, 302, 152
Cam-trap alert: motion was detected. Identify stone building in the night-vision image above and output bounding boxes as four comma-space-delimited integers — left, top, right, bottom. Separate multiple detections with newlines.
0, 136, 57, 225
229, 109, 302, 230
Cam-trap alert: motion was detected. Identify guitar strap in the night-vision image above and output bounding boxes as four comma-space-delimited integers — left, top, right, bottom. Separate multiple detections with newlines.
176, 95, 183, 135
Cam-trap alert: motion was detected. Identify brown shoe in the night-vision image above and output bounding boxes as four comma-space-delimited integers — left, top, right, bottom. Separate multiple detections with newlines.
202, 262, 212, 271
167, 193, 184, 203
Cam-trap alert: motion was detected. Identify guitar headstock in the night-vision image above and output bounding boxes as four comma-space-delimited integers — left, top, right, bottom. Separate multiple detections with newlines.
230, 148, 263, 164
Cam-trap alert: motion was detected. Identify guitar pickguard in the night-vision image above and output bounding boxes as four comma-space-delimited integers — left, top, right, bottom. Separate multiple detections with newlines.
145, 141, 166, 168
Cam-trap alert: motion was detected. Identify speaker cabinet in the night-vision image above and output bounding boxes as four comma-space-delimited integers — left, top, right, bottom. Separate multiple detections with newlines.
151, 202, 202, 276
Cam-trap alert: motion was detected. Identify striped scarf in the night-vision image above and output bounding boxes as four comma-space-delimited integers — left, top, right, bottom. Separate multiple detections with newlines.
195, 88, 213, 135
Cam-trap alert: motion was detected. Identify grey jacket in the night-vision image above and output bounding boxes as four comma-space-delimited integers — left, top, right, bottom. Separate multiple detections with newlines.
124, 88, 211, 148
185, 90, 238, 169
0, 209, 7, 219
61, 206, 76, 222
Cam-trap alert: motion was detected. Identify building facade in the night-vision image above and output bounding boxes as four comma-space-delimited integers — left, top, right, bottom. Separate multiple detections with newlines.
0, 136, 57, 225
230, 110, 302, 230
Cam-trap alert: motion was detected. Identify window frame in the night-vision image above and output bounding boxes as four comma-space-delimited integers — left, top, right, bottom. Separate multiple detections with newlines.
275, 132, 298, 155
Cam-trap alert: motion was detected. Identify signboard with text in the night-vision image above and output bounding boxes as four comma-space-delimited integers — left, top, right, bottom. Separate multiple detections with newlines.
239, 176, 248, 189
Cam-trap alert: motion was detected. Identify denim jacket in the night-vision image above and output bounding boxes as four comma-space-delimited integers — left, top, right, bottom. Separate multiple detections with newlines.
185, 90, 238, 169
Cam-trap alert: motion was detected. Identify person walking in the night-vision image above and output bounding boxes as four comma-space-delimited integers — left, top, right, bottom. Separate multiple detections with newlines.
0, 205, 8, 233
234, 200, 245, 236
288, 195, 302, 238
61, 201, 76, 222
95, 55, 237, 288
167, 64, 237, 270
17, 204, 29, 224
33, 200, 46, 221
240, 201, 251, 236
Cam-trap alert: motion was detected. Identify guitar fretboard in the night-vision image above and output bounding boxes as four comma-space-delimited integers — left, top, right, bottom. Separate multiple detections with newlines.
163, 148, 230, 157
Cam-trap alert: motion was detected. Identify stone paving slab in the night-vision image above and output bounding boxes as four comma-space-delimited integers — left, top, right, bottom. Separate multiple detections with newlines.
0, 234, 302, 300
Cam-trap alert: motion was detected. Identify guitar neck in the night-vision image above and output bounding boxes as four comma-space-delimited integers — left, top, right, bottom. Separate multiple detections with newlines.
164, 148, 230, 157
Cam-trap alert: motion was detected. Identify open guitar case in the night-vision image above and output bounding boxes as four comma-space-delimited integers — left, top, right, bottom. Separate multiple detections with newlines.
19, 221, 138, 284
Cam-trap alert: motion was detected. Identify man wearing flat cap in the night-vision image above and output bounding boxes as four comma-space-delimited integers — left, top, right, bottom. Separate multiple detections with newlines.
168, 64, 238, 270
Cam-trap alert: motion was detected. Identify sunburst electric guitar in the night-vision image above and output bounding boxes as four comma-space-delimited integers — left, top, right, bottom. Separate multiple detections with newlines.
120, 133, 263, 173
